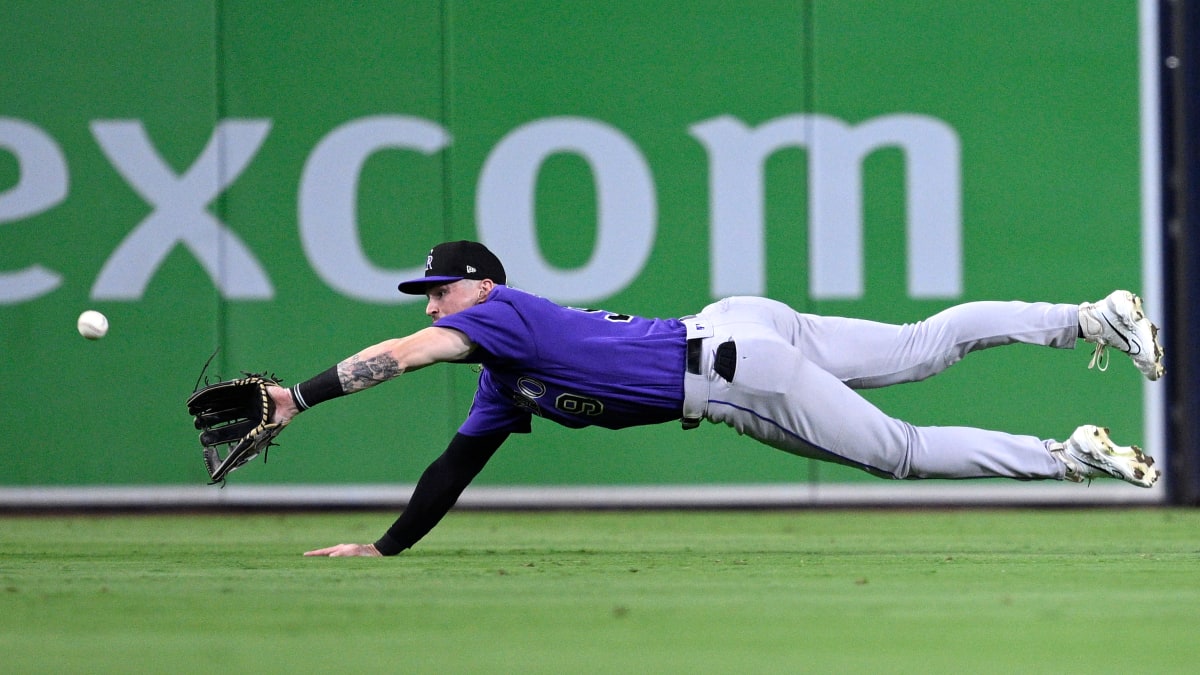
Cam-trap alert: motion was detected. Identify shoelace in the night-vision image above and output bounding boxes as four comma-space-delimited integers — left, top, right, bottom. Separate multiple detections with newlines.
1051, 445, 1093, 486
1088, 343, 1110, 372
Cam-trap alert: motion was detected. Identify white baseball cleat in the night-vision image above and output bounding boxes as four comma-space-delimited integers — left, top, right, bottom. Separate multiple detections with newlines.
1079, 290, 1164, 381
1053, 425, 1159, 488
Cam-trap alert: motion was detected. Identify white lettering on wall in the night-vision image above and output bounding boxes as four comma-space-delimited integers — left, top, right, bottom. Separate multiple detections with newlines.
477, 117, 657, 304
299, 115, 450, 303
690, 113, 961, 299
1, 112, 963, 306
89, 119, 274, 299
0, 118, 68, 304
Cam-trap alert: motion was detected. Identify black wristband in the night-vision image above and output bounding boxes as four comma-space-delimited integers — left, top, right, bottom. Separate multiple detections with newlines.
289, 366, 344, 411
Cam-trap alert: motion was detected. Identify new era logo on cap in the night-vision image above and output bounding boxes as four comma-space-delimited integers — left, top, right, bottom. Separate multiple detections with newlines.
398, 240, 507, 295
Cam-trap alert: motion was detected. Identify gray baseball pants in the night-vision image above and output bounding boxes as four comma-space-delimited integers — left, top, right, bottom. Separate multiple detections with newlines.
681, 297, 1079, 480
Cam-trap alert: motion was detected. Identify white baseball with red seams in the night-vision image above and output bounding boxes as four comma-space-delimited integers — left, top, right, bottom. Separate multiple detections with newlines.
77, 310, 109, 340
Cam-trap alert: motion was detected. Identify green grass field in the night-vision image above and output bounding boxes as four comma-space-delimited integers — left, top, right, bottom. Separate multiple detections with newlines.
2, 508, 1198, 674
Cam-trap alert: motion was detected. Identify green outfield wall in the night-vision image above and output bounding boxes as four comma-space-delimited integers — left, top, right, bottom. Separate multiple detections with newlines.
0, 1, 1162, 497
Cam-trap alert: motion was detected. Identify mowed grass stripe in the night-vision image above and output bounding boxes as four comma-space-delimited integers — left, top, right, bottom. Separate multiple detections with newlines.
1, 509, 1197, 674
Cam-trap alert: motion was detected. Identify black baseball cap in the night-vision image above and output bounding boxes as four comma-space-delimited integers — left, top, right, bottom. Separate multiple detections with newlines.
397, 240, 507, 295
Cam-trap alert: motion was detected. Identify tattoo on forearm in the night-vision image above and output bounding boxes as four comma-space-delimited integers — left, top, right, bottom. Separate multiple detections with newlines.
338, 354, 402, 393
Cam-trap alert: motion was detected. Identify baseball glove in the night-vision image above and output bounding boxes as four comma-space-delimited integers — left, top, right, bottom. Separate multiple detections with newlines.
186, 373, 285, 484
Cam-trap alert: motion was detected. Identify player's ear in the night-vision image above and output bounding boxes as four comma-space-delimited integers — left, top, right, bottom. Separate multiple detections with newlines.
477, 279, 494, 300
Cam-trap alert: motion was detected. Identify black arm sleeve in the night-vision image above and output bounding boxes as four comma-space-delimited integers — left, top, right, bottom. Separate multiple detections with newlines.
372, 431, 507, 556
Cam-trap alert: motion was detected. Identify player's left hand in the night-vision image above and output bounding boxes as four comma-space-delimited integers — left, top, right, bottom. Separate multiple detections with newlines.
303, 543, 382, 557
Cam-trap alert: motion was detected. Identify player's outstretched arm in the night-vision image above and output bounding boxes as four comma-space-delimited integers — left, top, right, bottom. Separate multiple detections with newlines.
267, 326, 475, 426
337, 326, 475, 394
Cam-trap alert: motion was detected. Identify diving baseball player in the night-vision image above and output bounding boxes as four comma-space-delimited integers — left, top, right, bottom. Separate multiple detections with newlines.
251, 240, 1163, 557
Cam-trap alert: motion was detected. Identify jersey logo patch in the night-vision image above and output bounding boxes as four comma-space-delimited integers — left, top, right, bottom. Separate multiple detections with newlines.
511, 377, 547, 416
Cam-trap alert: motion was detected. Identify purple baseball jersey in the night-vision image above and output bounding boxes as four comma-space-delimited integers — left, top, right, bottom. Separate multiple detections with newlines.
434, 286, 687, 435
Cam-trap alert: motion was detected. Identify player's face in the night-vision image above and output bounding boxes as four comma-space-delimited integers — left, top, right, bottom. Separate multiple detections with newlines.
425, 279, 487, 321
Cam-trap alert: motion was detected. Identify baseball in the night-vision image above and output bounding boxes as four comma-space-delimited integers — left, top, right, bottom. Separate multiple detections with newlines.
77, 310, 109, 340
